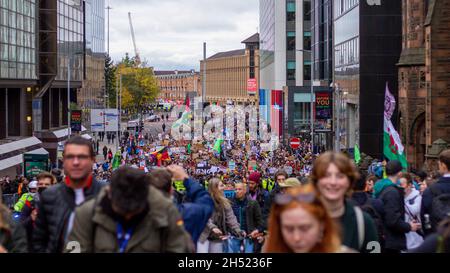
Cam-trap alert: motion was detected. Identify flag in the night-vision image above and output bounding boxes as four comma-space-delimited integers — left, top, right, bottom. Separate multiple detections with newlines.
354, 144, 361, 164
213, 138, 223, 153
187, 143, 191, 154
383, 83, 408, 169
112, 151, 122, 170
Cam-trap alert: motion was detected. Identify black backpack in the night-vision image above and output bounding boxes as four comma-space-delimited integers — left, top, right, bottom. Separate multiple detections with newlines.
430, 186, 450, 229
359, 196, 385, 247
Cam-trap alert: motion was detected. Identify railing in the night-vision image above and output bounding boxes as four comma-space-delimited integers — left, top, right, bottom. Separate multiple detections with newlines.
2, 194, 19, 209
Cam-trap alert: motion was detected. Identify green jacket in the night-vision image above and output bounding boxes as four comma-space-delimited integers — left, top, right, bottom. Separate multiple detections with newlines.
65, 186, 192, 253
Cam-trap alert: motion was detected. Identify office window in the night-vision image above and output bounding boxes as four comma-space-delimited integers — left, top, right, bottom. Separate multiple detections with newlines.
304, 1, 311, 21
287, 61, 296, 81
304, 62, 311, 81
304, 31, 311, 50
287, 1, 295, 22
287, 31, 295, 50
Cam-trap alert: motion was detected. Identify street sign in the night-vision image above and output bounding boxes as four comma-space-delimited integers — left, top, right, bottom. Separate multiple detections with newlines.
290, 138, 301, 149
91, 109, 119, 132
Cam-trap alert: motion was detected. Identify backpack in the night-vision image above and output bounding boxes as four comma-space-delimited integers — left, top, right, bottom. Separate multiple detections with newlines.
359, 196, 385, 248
429, 186, 450, 229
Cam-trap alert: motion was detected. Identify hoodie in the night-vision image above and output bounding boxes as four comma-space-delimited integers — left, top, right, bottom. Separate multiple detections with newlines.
404, 188, 423, 249
373, 178, 397, 199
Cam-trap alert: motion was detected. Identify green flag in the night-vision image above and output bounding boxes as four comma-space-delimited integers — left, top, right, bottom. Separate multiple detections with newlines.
213, 138, 223, 153
354, 144, 361, 164
187, 143, 191, 154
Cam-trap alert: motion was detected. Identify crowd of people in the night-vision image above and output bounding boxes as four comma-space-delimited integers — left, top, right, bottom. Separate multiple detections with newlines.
1, 125, 450, 253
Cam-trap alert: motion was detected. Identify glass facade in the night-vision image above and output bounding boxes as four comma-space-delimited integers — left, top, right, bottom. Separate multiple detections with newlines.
311, 0, 333, 81
0, 0, 37, 80
260, 0, 275, 69
56, 0, 84, 81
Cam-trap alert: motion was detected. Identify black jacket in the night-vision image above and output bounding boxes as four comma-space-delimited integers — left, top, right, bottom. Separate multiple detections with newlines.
32, 179, 105, 253
421, 176, 450, 232
231, 196, 264, 233
378, 185, 411, 251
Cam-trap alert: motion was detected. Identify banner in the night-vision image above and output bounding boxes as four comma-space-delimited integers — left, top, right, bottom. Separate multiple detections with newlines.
271, 90, 283, 137
315, 92, 332, 120
247, 78, 257, 95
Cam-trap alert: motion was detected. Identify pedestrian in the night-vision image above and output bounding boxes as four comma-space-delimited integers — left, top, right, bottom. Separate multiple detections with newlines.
399, 173, 424, 250
311, 152, 379, 253
373, 160, 420, 253
107, 149, 113, 162
66, 167, 191, 253
33, 136, 105, 253
198, 178, 244, 253
112, 132, 116, 144
162, 123, 166, 133
421, 149, 450, 234
263, 185, 353, 253
0, 187, 28, 253
103, 145, 108, 161
20, 172, 57, 252
149, 166, 214, 247
410, 216, 450, 253
248, 172, 271, 228
107, 132, 111, 144
230, 183, 264, 251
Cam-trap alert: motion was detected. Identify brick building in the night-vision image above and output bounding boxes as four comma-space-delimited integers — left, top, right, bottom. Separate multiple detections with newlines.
398, 0, 450, 171
155, 70, 201, 102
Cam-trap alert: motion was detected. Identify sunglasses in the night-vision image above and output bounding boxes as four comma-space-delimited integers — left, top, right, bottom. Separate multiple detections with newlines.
274, 193, 316, 205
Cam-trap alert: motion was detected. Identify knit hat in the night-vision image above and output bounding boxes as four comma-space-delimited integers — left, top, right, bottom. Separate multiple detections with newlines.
248, 172, 261, 184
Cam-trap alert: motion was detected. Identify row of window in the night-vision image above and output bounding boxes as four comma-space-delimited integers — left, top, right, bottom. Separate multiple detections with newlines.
287, 31, 311, 51
334, 0, 359, 19
287, 61, 311, 81
0, 0, 36, 18
0, 27, 35, 48
0, 43, 36, 63
0, 60, 36, 79
1, 9, 36, 33
287, 1, 311, 22
335, 36, 359, 68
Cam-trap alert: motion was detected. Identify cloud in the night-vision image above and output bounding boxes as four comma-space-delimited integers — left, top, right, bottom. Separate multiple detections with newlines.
108, 0, 259, 70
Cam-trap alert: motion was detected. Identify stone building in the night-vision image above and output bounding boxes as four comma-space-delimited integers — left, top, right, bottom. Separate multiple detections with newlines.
398, 0, 450, 171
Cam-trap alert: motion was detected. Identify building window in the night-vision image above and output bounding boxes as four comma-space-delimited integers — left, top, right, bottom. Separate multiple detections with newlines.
304, 61, 311, 81
304, 1, 311, 21
287, 61, 296, 81
287, 1, 296, 22
303, 31, 311, 50
419, 71, 426, 88
287, 31, 296, 50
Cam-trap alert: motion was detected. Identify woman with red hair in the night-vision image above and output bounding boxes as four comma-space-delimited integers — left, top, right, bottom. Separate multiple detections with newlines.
263, 185, 350, 253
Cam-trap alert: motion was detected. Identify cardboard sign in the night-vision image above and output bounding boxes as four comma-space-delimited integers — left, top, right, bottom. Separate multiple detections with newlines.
248, 160, 257, 171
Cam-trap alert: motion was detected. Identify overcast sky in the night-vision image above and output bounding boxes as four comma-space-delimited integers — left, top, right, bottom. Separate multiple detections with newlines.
107, 0, 259, 71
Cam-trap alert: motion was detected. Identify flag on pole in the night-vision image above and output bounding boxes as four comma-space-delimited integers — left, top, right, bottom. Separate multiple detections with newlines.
354, 144, 361, 164
383, 83, 408, 169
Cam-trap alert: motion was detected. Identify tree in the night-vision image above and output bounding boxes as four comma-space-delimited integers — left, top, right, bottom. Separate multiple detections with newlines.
115, 54, 160, 117
105, 54, 117, 108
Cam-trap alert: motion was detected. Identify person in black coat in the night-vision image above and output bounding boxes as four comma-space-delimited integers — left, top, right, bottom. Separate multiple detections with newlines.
373, 161, 421, 253
32, 136, 105, 253
421, 149, 450, 234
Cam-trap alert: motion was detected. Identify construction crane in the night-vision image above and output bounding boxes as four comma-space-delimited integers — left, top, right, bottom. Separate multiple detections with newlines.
128, 12, 141, 66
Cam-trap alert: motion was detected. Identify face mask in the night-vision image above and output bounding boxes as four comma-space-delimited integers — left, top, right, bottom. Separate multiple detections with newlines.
38, 187, 47, 194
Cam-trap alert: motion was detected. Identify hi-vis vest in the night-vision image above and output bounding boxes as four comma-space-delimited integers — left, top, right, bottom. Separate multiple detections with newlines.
14, 193, 33, 212
204, 180, 209, 190
262, 178, 275, 192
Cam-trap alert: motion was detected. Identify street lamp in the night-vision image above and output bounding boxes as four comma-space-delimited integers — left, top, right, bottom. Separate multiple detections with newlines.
296, 49, 314, 153
67, 52, 83, 138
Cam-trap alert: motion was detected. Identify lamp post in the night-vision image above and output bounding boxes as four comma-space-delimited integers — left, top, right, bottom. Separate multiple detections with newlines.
296, 49, 314, 153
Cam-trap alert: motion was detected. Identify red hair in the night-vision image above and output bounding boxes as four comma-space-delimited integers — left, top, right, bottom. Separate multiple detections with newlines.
265, 185, 341, 253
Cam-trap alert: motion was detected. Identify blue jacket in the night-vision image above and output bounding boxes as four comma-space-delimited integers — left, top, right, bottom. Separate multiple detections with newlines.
175, 178, 214, 244
420, 176, 450, 232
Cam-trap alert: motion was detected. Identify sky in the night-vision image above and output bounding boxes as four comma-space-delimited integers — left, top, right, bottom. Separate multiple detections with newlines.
107, 0, 259, 71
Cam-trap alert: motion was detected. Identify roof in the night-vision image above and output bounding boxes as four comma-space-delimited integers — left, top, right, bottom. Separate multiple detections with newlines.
154, 70, 196, 76
207, 49, 246, 60
241, 33, 259, 44
397, 48, 425, 66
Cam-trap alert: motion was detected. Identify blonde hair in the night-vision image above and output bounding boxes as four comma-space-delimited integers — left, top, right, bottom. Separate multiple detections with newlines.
208, 178, 231, 209
0, 187, 11, 232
